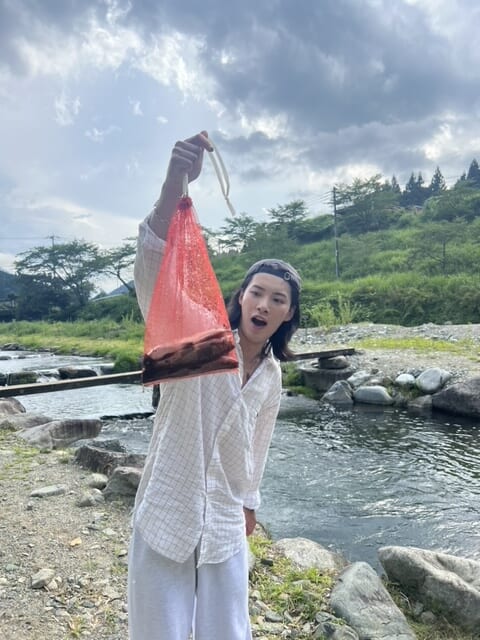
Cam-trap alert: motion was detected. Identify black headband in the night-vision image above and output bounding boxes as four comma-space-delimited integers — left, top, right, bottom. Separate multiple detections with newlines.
245, 259, 302, 291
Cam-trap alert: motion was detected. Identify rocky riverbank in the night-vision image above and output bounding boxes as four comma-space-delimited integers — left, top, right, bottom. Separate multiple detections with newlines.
2, 323, 480, 639
292, 322, 480, 385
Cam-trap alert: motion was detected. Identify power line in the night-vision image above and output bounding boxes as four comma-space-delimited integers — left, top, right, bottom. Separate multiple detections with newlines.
0, 235, 70, 242
0, 236, 53, 241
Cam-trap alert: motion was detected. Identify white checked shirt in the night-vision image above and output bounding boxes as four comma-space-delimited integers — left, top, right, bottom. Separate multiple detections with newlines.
133, 219, 282, 565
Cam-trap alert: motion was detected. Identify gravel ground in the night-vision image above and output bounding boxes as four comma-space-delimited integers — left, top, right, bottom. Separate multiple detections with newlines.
0, 437, 131, 640
292, 322, 480, 383
1, 323, 480, 640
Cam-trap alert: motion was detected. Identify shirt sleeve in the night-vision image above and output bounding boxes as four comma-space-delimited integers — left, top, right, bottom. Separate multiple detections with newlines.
243, 385, 282, 511
133, 217, 166, 321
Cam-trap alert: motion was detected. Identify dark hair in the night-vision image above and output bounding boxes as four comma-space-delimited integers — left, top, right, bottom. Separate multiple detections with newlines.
227, 259, 301, 362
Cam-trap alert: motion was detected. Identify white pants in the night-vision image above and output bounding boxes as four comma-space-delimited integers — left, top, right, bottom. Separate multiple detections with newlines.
128, 528, 252, 640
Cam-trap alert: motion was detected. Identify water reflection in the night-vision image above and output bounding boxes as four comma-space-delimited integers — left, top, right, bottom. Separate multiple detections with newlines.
259, 399, 480, 568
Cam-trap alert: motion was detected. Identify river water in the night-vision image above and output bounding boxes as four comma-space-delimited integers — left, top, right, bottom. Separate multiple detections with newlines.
2, 350, 480, 570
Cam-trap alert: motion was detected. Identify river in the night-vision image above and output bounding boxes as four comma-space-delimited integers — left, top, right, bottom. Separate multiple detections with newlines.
2, 350, 480, 570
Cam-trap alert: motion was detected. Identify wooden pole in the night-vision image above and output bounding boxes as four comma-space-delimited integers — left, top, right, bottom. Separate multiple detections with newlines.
333, 186, 340, 279
0, 370, 143, 398
0, 348, 355, 398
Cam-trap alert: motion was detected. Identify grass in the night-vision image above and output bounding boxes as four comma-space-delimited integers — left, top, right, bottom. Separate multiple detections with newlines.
356, 335, 477, 356
0, 319, 144, 371
249, 534, 334, 637
67, 615, 87, 638
0, 433, 44, 480
387, 582, 479, 640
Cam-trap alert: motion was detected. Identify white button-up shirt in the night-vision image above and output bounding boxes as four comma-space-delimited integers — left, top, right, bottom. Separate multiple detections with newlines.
133, 219, 282, 565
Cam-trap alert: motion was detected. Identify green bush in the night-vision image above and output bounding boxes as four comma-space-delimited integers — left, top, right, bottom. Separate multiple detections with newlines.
79, 295, 142, 323
112, 349, 142, 373
281, 362, 304, 387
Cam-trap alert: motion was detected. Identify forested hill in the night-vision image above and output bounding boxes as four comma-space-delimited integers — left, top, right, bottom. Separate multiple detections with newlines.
210, 162, 480, 327
3, 159, 480, 327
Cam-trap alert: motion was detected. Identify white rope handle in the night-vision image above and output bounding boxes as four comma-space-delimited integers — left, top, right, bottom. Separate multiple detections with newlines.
182, 173, 189, 197
182, 137, 237, 217
208, 138, 237, 217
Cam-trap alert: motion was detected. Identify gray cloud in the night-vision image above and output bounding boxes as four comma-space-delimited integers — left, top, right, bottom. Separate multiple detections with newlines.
2, 0, 480, 189
123, 0, 478, 129
123, 0, 480, 185
2, 1, 478, 130
0, 0, 97, 75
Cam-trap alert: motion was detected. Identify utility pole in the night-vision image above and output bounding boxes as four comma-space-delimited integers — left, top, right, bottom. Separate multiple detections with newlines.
47, 234, 60, 280
333, 187, 340, 279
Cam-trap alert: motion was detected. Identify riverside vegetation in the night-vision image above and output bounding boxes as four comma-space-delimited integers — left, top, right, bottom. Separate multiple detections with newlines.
0, 317, 478, 384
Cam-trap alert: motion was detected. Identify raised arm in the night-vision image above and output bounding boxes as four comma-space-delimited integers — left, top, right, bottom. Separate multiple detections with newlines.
147, 130, 213, 240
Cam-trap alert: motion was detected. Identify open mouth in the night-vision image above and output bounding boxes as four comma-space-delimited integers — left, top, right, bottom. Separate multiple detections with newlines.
251, 317, 267, 327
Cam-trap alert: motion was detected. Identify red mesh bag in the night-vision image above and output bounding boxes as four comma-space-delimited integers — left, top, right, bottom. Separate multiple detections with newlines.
142, 196, 238, 385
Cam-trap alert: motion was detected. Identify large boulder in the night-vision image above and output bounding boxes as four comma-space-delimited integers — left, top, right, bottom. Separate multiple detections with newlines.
432, 377, 480, 418
394, 373, 416, 389
323, 380, 354, 405
58, 366, 98, 379
415, 368, 451, 394
18, 418, 102, 450
7, 371, 38, 385
378, 546, 480, 632
407, 395, 432, 414
347, 370, 375, 389
0, 398, 26, 415
103, 465, 142, 500
330, 561, 416, 639
353, 386, 394, 406
74, 442, 146, 475
0, 413, 52, 431
273, 537, 347, 573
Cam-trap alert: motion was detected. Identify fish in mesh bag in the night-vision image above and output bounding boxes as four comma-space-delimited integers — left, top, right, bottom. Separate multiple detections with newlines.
142, 194, 238, 385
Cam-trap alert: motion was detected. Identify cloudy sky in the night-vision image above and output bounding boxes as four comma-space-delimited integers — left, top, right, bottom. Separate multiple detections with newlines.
1, 0, 480, 283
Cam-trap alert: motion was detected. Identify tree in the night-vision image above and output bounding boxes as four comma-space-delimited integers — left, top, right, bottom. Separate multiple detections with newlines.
409, 222, 467, 275
218, 214, 259, 252
242, 222, 298, 263
391, 175, 401, 194
454, 171, 467, 189
15, 274, 72, 320
101, 239, 137, 295
294, 215, 334, 243
429, 166, 447, 196
15, 240, 104, 318
267, 200, 308, 237
466, 159, 480, 187
335, 175, 399, 234
401, 172, 429, 207
424, 182, 480, 222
